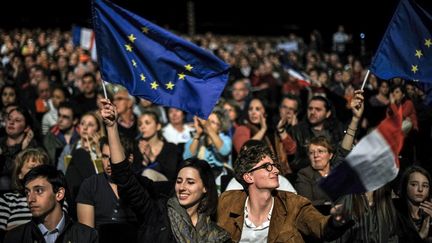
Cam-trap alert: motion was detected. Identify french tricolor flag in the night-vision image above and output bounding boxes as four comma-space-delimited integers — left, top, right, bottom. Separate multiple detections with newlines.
72, 26, 97, 61
320, 104, 404, 200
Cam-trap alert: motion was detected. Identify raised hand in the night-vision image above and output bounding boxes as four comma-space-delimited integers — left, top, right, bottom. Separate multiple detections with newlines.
100, 99, 117, 127
350, 90, 364, 119
21, 129, 34, 150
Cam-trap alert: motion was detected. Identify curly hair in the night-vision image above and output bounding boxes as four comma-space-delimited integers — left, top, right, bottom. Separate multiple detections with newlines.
234, 140, 277, 191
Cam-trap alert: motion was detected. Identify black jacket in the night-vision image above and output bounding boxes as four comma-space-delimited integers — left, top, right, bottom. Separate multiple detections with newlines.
111, 160, 176, 242
4, 214, 98, 243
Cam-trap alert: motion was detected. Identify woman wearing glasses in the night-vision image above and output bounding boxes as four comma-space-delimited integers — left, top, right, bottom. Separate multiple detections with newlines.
295, 90, 364, 211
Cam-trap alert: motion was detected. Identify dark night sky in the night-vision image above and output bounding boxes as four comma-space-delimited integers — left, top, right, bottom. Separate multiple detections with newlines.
0, 0, 402, 53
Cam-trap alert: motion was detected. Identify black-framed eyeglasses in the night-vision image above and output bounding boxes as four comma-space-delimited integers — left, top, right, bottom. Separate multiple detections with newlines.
247, 162, 281, 173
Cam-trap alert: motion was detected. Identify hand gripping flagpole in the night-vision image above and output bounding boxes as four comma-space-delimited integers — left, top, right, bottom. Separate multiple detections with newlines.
360, 69, 370, 91
101, 79, 108, 99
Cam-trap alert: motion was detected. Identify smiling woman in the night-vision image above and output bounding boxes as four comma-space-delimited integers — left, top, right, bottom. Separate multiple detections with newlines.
100, 98, 231, 243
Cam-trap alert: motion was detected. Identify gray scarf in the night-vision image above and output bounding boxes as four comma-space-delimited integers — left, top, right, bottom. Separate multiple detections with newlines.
166, 197, 230, 243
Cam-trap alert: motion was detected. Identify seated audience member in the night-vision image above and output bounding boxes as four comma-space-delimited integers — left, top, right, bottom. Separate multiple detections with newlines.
4, 165, 98, 243
0, 107, 39, 191
0, 149, 48, 235
394, 166, 431, 242
217, 141, 353, 242
295, 90, 364, 209
133, 110, 181, 181
76, 137, 137, 241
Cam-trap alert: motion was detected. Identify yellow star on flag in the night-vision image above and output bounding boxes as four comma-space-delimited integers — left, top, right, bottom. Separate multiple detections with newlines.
165, 81, 175, 90
184, 64, 193, 71
132, 59, 137, 67
125, 44, 133, 52
178, 73, 186, 80
415, 50, 423, 58
151, 81, 159, 90
140, 73, 146, 81
128, 34, 136, 43
411, 65, 418, 73
425, 39, 432, 48
142, 27, 149, 33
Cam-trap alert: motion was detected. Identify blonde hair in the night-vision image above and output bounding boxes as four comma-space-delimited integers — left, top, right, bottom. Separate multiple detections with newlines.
12, 148, 49, 191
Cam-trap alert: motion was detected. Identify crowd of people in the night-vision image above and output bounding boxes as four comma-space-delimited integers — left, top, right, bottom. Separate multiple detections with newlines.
0, 25, 431, 242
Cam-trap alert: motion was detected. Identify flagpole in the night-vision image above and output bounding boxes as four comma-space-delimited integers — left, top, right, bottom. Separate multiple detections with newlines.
101, 80, 108, 99
360, 70, 370, 91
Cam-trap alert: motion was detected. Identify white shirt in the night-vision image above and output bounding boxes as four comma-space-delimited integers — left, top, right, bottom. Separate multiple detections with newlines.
162, 123, 194, 145
239, 197, 274, 243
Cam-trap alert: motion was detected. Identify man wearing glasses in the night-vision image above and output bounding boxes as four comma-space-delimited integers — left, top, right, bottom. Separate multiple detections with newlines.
217, 140, 352, 242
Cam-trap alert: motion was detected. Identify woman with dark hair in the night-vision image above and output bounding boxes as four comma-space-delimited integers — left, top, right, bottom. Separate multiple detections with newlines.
394, 166, 431, 242
100, 99, 231, 242
233, 97, 297, 176
0, 106, 38, 190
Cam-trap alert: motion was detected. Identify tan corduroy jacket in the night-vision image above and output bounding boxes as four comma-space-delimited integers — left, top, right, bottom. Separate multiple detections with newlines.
217, 190, 331, 243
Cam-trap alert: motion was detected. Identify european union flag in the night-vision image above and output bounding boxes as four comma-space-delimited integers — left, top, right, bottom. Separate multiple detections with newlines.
370, 0, 432, 83
92, 0, 229, 118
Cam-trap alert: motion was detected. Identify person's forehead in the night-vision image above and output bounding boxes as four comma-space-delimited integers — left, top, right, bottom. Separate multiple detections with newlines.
308, 99, 326, 108
26, 177, 50, 188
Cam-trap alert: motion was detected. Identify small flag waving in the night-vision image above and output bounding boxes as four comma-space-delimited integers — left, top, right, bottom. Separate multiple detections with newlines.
319, 105, 404, 200
92, 0, 229, 118
370, 0, 432, 83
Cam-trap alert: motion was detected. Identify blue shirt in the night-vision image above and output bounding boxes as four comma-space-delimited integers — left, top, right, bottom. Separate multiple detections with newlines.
38, 212, 65, 243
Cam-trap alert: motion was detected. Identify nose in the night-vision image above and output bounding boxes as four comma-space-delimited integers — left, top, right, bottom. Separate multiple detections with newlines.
27, 192, 36, 203
418, 186, 423, 192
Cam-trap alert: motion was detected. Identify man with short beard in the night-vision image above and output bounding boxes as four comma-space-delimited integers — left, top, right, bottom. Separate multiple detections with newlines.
289, 96, 345, 173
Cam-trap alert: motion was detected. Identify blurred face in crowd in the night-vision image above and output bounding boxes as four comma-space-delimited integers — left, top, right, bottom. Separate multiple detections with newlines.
113, 90, 132, 115
391, 87, 405, 104
168, 108, 184, 126
232, 81, 249, 103
51, 88, 66, 109
405, 84, 416, 98
138, 114, 161, 139
407, 172, 430, 204
378, 81, 389, 96
101, 144, 112, 176
308, 144, 332, 174
207, 113, 222, 133
79, 114, 99, 140
279, 98, 297, 122
37, 80, 51, 100
57, 107, 75, 132
175, 167, 206, 210
2, 86, 16, 107
307, 100, 330, 126
248, 99, 266, 125
19, 157, 43, 179
223, 103, 237, 123
81, 75, 96, 95
6, 109, 28, 138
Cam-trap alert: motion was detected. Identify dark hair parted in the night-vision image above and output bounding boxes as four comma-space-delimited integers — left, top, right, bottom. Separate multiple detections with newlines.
399, 165, 431, 200
178, 158, 218, 216
23, 165, 67, 204
234, 140, 277, 191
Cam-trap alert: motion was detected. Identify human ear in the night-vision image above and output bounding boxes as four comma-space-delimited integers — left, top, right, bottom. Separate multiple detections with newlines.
243, 173, 253, 184
56, 187, 65, 202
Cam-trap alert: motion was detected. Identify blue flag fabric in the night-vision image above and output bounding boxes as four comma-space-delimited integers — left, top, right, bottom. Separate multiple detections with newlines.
370, 0, 432, 83
92, 0, 229, 118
